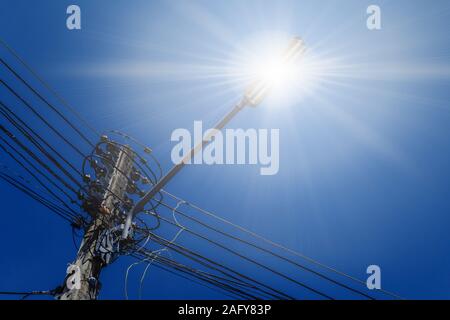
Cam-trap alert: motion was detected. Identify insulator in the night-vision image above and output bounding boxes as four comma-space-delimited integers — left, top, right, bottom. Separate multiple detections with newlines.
90, 159, 98, 169
130, 169, 140, 181
90, 181, 103, 193
83, 174, 91, 182
106, 142, 118, 154
94, 164, 107, 178
141, 177, 150, 185
100, 135, 109, 142
123, 198, 134, 211
144, 147, 152, 154
100, 152, 114, 166
88, 277, 99, 289
126, 183, 137, 194
95, 145, 104, 156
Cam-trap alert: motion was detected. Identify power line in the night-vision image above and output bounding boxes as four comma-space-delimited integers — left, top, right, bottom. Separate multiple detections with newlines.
150, 203, 376, 300
0, 125, 81, 195
0, 135, 78, 203
0, 290, 55, 300
133, 257, 249, 300
133, 251, 271, 300
140, 232, 301, 299
0, 57, 95, 148
0, 38, 101, 138
160, 190, 403, 300
0, 79, 87, 158
140, 212, 335, 300
0, 142, 80, 217
134, 241, 285, 300
0, 100, 83, 176
0, 101, 84, 189
0, 171, 77, 223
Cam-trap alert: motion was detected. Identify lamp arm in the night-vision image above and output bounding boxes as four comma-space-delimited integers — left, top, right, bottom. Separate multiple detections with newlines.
122, 98, 248, 239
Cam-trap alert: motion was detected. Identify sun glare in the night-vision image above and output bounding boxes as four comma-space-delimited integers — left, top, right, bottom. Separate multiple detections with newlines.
231, 33, 322, 108
254, 53, 298, 88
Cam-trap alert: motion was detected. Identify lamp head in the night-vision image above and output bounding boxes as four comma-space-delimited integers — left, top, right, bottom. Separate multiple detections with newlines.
244, 37, 306, 107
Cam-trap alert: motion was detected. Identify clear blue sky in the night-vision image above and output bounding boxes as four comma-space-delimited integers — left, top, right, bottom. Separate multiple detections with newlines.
1, 0, 450, 299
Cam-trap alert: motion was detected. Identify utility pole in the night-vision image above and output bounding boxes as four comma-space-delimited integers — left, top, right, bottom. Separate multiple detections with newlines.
59, 141, 134, 300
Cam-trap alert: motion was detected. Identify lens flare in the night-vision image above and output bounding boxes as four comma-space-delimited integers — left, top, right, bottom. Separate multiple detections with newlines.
230, 33, 323, 108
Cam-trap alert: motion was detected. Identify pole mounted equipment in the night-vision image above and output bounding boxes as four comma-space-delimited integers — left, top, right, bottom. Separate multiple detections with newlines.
59, 141, 135, 300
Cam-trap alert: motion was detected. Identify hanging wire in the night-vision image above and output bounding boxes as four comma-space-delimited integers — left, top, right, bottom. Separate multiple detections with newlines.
160, 189, 404, 300
0, 38, 102, 138
154, 200, 377, 300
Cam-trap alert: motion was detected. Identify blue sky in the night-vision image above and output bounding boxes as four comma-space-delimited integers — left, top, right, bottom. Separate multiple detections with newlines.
1, 0, 450, 299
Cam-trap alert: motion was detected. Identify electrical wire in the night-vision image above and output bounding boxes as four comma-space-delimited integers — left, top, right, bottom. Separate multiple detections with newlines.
140, 212, 335, 300
0, 102, 84, 190
155, 200, 376, 300
0, 171, 77, 223
0, 136, 78, 203
0, 138, 81, 216
140, 259, 245, 300
0, 57, 95, 148
0, 125, 80, 195
0, 79, 87, 158
160, 189, 404, 300
139, 232, 297, 300
0, 290, 55, 300
0, 38, 101, 138
132, 251, 264, 300
0, 100, 83, 176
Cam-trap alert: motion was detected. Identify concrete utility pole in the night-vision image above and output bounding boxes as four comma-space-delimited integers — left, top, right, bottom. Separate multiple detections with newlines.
59, 143, 134, 300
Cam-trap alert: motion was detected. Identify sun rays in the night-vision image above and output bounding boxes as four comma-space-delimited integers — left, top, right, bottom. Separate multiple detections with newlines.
65, 1, 450, 174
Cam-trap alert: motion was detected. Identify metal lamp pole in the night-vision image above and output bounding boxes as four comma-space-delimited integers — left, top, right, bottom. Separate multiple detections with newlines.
122, 37, 306, 239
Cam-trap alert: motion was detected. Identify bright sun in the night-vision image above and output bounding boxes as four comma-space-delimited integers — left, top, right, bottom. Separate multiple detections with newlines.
232, 33, 319, 108
254, 52, 298, 88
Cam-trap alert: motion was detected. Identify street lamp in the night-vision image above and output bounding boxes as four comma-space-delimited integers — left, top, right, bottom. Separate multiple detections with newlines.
122, 36, 307, 239
244, 36, 306, 106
